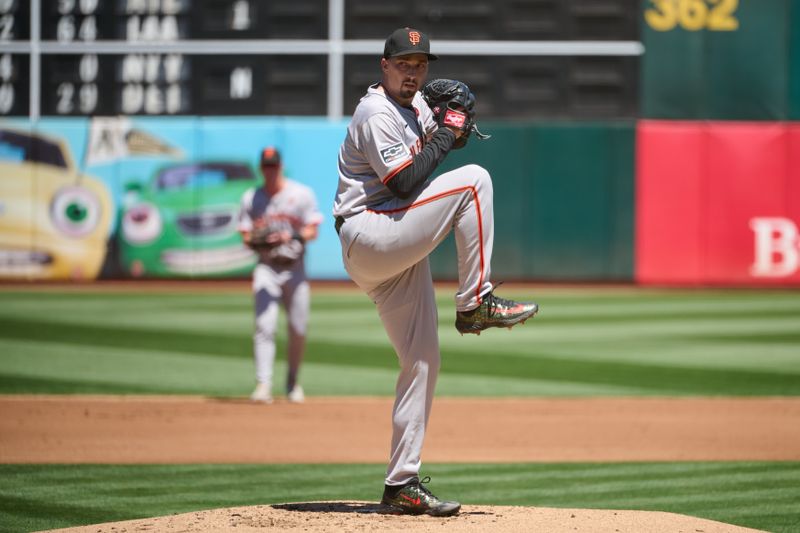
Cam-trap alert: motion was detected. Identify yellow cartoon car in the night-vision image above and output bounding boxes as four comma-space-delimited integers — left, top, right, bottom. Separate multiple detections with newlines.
0, 128, 112, 280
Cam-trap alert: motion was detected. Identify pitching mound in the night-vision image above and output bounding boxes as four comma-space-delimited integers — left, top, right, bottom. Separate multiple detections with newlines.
42, 502, 765, 533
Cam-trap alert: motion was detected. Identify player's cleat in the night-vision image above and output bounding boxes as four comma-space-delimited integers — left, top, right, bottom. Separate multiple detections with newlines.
381, 476, 461, 517
455, 285, 538, 335
287, 385, 305, 403
250, 383, 273, 404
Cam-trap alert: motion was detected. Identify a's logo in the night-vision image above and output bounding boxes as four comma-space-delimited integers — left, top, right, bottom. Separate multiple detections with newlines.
379, 142, 408, 165
408, 31, 421, 45
749, 217, 800, 278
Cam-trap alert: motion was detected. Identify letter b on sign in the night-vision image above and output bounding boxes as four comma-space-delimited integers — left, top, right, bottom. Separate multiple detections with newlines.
749, 217, 800, 277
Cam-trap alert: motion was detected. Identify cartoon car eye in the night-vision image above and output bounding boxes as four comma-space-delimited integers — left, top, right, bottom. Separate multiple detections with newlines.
122, 202, 163, 244
50, 186, 102, 238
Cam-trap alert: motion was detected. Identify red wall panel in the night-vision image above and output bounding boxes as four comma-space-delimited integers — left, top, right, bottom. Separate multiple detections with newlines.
636, 121, 705, 283
636, 121, 800, 285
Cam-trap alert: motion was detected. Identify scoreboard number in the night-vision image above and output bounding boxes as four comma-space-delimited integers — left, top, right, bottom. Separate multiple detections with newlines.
645, 0, 739, 32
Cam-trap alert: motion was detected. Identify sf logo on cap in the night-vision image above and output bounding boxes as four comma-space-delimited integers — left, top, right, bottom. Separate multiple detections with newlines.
408, 31, 421, 45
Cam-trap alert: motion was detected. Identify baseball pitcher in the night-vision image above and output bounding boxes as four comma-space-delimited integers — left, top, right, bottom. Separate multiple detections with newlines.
332, 28, 538, 516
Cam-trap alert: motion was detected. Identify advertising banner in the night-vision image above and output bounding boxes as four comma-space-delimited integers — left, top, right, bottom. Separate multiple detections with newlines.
0, 117, 348, 280
636, 120, 800, 285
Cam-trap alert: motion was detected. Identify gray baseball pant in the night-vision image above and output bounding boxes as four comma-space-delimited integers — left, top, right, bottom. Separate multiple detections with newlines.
253, 261, 310, 392
337, 164, 495, 485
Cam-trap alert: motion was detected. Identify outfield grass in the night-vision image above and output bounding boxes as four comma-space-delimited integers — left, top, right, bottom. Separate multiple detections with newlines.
0, 286, 798, 396
0, 285, 798, 532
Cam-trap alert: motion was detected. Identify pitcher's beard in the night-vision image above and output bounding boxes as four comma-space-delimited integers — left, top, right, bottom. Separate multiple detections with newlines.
400, 80, 418, 99
401, 89, 416, 100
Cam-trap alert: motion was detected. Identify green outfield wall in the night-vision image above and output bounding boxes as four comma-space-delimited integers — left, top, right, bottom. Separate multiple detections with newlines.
429, 122, 636, 281
642, 0, 800, 120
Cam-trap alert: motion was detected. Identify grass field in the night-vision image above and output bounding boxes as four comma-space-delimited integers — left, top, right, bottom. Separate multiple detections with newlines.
0, 284, 799, 532
1, 463, 799, 532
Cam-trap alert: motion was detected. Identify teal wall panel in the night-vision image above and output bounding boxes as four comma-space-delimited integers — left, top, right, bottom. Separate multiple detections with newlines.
429, 122, 635, 281
790, 0, 800, 119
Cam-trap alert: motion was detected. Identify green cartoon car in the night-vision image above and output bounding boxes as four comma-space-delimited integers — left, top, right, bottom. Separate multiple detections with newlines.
118, 161, 260, 278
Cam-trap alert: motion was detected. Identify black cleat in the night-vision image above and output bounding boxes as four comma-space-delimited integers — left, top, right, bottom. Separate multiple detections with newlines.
456, 285, 538, 335
381, 476, 461, 517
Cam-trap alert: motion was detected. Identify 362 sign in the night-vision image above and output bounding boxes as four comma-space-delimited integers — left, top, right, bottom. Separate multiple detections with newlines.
645, 0, 739, 31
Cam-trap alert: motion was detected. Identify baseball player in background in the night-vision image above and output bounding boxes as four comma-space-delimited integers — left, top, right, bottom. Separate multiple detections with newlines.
333, 28, 538, 516
239, 147, 323, 404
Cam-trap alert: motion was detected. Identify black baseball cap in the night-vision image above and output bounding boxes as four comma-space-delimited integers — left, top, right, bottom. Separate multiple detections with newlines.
260, 146, 281, 166
383, 27, 438, 61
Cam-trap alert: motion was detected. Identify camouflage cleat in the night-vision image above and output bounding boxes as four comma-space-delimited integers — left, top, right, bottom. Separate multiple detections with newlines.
381, 476, 461, 517
455, 285, 538, 335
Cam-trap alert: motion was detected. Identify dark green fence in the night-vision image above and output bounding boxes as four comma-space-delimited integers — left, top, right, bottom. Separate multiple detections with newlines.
429, 122, 636, 281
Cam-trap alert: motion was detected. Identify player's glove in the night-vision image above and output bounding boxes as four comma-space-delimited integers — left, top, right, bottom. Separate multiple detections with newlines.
246, 225, 282, 251
422, 78, 491, 149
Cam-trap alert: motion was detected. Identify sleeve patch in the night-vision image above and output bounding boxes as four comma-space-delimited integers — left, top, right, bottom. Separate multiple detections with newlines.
379, 142, 408, 165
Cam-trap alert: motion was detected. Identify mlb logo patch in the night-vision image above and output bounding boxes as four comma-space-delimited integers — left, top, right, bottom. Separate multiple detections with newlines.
380, 142, 408, 165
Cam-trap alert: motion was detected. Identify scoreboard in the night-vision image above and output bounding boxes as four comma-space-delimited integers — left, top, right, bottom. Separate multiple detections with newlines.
1, 0, 329, 117
1, 0, 642, 119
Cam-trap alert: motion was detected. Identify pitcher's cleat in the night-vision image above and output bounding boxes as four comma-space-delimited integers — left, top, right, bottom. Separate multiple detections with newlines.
381, 476, 461, 517
455, 285, 538, 335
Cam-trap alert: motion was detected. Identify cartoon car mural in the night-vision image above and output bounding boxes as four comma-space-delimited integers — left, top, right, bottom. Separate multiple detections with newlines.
119, 161, 260, 277
0, 128, 112, 280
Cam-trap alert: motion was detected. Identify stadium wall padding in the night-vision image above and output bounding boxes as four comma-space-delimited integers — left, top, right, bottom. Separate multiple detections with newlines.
636, 120, 800, 285
429, 121, 636, 281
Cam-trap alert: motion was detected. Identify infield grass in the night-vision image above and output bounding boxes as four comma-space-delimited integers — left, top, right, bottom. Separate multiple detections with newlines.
0, 462, 798, 532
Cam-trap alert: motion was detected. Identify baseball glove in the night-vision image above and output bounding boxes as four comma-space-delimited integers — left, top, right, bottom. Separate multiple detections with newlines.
247, 225, 283, 251
422, 78, 491, 149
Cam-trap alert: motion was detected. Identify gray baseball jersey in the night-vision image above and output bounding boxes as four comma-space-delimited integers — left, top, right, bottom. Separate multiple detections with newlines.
334, 83, 496, 486
239, 180, 323, 267
239, 179, 322, 392
334, 84, 436, 218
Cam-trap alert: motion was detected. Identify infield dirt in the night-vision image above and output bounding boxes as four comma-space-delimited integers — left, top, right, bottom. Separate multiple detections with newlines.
4, 395, 797, 532
2, 396, 798, 463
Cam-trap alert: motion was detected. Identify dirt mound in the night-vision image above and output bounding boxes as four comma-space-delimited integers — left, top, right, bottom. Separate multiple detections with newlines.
41, 502, 765, 533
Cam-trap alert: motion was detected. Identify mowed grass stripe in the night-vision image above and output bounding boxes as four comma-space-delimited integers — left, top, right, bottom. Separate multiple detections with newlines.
0, 338, 256, 395
1, 463, 797, 533
302, 341, 799, 396
0, 317, 252, 359
502, 341, 800, 372
3, 289, 797, 341
427, 462, 800, 531
1, 288, 798, 396
3, 314, 795, 395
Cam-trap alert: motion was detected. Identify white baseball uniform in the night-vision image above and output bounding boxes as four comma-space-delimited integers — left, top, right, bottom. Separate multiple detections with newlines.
239, 180, 323, 394
333, 83, 495, 485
